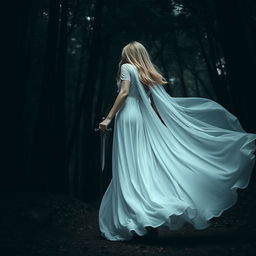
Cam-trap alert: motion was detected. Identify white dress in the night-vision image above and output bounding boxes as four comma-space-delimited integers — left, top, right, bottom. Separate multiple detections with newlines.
98, 63, 256, 241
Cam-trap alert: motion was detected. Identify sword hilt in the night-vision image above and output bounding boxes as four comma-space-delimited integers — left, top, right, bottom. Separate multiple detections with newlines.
94, 127, 112, 132
94, 116, 113, 132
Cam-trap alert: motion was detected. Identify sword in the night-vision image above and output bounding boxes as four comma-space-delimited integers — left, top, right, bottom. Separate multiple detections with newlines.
94, 117, 112, 172
94, 117, 112, 198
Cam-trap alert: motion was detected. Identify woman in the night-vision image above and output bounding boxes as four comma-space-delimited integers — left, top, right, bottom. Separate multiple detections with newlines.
98, 41, 256, 241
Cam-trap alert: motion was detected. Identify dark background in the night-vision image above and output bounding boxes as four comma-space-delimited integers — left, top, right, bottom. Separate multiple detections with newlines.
1, 0, 256, 255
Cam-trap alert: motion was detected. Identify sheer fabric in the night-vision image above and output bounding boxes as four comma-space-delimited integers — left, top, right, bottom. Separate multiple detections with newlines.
99, 63, 256, 241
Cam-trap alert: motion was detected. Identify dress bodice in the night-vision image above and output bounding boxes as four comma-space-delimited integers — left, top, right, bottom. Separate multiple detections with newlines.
116, 63, 151, 99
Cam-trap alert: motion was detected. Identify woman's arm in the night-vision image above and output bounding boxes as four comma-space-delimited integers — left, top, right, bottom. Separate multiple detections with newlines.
98, 79, 130, 131
105, 80, 130, 121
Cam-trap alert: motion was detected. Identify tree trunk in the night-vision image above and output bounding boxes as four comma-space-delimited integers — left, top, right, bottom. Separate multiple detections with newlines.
214, 0, 256, 131
67, 0, 104, 201
3, 0, 35, 190
31, 0, 60, 192
172, 31, 188, 97
81, 0, 104, 202
206, 30, 233, 111
194, 76, 201, 97
53, 0, 68, 192
160, 46, 172, 95
189, 68, 214, 99
67, 27, 88, 196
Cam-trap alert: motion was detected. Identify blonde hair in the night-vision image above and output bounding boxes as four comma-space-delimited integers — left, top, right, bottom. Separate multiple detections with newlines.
116, 41, 168, 87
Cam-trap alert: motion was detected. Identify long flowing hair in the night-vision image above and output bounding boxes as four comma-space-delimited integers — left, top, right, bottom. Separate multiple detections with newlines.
116, 41, 168, 87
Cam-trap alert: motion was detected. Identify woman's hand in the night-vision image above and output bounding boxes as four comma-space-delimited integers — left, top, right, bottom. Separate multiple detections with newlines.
98, 117, 112, 132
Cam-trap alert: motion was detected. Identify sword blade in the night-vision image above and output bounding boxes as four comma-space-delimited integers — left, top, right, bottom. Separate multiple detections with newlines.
95, 125, 112, 173
101, 132, 106, 172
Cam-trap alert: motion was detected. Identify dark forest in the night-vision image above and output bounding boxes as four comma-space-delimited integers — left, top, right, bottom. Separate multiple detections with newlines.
2, 0, 256, 255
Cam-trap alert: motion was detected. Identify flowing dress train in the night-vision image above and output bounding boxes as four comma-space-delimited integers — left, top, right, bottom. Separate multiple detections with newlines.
98, 63, 256, 241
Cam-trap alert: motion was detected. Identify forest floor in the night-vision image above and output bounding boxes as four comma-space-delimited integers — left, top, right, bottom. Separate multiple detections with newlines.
1, 178, 256, 256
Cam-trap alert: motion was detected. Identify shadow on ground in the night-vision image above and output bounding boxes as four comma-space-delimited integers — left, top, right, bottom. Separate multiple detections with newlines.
1, 177, 256, 256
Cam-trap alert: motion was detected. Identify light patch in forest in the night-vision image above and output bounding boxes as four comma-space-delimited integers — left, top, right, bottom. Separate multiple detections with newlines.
169, 77, 176, 86
216, 57, 226, 75
42, 11, 48, 18
171, 0, 184, 16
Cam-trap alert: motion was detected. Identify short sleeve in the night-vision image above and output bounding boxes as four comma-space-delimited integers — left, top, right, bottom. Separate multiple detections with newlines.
120, 64, 131, 81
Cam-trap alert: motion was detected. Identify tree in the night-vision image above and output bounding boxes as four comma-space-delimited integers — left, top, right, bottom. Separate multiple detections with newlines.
214, 0, 256, 131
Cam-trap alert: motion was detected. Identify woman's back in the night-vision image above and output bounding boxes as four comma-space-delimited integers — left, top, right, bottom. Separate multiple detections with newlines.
117, 63, 151, 99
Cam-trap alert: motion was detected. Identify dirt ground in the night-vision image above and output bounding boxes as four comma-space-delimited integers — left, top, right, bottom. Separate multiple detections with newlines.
1, 178, 256, 256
